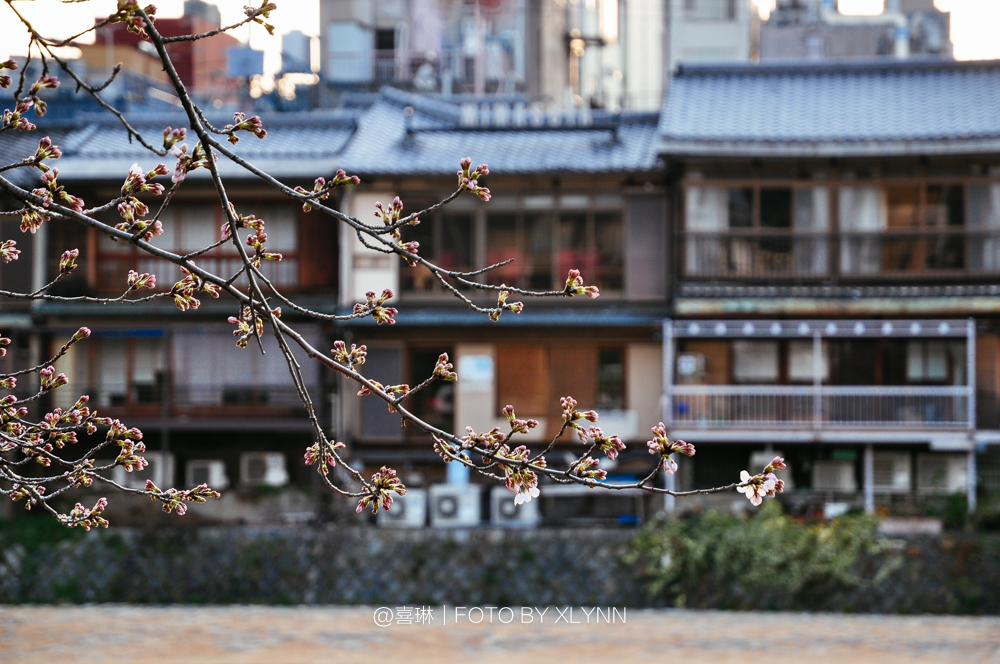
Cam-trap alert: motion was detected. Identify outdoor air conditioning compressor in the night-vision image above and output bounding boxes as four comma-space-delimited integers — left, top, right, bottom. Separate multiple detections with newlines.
490, 486, 539, 527
377, 488, 427, 527
429, 483, 481, 527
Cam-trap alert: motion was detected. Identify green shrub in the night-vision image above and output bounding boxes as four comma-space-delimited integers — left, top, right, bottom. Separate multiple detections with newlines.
628, 503, 900, 610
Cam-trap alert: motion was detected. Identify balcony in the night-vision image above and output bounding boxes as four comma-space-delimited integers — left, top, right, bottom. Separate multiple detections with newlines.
78, 384, 315, 421
681, 229, 1000, 281
663, 318, 976, 439
669, 385, 970, 429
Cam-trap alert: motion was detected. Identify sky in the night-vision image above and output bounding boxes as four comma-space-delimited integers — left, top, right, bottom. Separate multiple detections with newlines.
1, 0, 999, 78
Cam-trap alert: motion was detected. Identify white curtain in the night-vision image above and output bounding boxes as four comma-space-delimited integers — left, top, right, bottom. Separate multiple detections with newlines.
684, 186, 727, 276
793, 187, 829, 277
967, 183, 1000, 272
839, 186, 886, 275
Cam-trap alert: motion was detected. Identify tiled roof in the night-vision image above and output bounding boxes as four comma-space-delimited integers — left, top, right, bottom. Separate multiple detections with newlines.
3, 111, 358, 183
658, 58, 1000, 157
337, 88, 661, 175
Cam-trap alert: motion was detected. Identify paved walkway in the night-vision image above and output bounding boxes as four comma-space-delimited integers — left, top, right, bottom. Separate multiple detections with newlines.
1, 606, 999, 663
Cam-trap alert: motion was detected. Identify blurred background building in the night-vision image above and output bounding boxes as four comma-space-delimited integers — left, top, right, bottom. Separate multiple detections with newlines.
8, 0, 1000, 530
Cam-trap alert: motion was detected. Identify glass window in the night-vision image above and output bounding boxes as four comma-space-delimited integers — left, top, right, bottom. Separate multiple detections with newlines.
596, 348, 625, 411
485, 213, 519, 286
732, 341, 779, 384
595, 213, 623, 291
438, 214, 473, 272
727, 188, 753, 228
524, 214, 553, 290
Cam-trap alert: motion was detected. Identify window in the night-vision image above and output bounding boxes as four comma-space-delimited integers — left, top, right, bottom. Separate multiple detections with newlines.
96, 203, 300, 291
400, 211, 474, 293
405, 193, 623, 293
85, 335, 166, 408
596, 348, 625, 410
685, 184, 828, 278
732, 341, 778, 384
843, 183, 967, 275
685, 0, 736, 21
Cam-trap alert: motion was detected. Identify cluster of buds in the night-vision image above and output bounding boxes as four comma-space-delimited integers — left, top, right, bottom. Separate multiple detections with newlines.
171, 267, 220, 311
294, 170, 360, 212
646, 423, 695, 475
461, 425, 506, 450
114, 434, 147, 473
66, 460, 95, 489
109, 0, 157, 39
145, 480, 222, 515
60, 497, 108, 530
20, 196, 50, 234
162, 126, 186, 150
221, 207, 264, 240
398, 240, 420, 267
40, 168, 85, 213
565, 269, 600, 299
121, 162, 168, 197
228, 306, 265, 348
560, 395, 599, 442
457, 157, 491, 202
433, 353, 457, 381
0, 377, 15, 390
0, 58, 17, 90
171, 141, 214, 184
332, 340, 367, 367
356, 466, 406, 514
373, 196, 410, 240
59, 249, 79, 275
245, 1, 278, 36
1, 240, 20, 263
737, 456, 786, 506
9, 483, 44, 509
502, 404, 539, 435
489, 286, 525, 321
495, 444, 543, 505
0, 336, 10, 358
3, 99, 36, 132
24, 75, 60, 117
303, 440, 346, 475
354, 289, 398, 325
224, 112, 267, 144
571, 456, 607, 482
244, 225, 282, 267
587, 426, 626, 461
127, 270, 156, 290
39, 366, 68, 392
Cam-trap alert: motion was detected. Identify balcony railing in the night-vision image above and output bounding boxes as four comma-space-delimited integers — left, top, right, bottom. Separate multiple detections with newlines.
96, 254, 299, 293
682, 229, 1000, 280
81, 384, 315, 419
668, 385, 971, 429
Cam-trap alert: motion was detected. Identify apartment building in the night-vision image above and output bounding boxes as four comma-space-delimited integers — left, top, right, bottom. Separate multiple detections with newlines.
658, 58, 1000, 513
6, 57, 1000, 524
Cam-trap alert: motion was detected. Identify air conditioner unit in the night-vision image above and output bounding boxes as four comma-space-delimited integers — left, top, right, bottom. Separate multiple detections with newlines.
377, 488, 427, 527
429, 484, 482, 527
873, 452, 911, 493
112, 451, 175, 490
917, 453, 967, 493
676, 353, 706, 379
186, 459, 229, 491
240, 452, 289, 487
490, 486, 539, 527
812, 460, 856, 492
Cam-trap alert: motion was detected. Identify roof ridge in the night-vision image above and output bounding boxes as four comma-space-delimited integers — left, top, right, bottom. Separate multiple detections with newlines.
674, 57, 1000, 77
